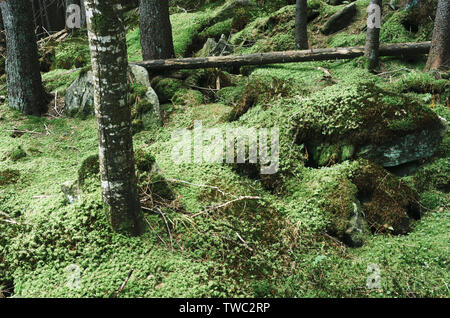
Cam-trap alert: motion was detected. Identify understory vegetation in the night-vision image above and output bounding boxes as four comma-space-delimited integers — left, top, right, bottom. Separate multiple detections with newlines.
0, 0, 448, 298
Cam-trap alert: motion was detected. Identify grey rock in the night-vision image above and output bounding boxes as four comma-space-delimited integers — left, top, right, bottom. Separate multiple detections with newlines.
321, 3, 357, 35
65, 65, 162, 123
197, 38, 218, 57
129, 64, 151, 87
64, 71, 94, 117
197, 35, 233, 57
211, 34, 233, 56
357, 126, 445, 168
129, 64, 162, 123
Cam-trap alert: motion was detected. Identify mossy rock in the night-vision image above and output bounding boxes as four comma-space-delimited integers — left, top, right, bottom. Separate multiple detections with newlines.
350, 160, 421, 235
294, 82, 444, 167
0, 169, 20, 186
217, 85, 245, 105
134, 149, 156, 173
412, 157, 450, 193
77, 154, 100, 187
8, 146, 27, 162
152, 77, 184, 103
172, 89, 204, 106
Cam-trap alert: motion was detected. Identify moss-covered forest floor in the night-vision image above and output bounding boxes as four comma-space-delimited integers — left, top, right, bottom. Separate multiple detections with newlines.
0, 0, 448, 297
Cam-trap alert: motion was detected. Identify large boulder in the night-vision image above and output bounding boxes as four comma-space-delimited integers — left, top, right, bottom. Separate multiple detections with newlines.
321, 3, 357, 35
293, 82, 446, 171
65, 65, 161, 123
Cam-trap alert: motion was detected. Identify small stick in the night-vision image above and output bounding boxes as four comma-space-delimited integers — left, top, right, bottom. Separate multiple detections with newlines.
236, 232, 253, 252
113, 269, 134, 298
191, 196, 262, 218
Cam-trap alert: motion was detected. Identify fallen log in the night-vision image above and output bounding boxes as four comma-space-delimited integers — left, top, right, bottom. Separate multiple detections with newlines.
134, 42, 431, 71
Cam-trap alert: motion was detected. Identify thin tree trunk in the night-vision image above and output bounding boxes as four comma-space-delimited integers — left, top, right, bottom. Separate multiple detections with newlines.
295, 0, 308, 50
80, 0, 86, 28
139, 0, 175, 60
425, 0, 450, 71
84, 0, 144, 236
0, 0, 47, 115
365, 0, 382, 72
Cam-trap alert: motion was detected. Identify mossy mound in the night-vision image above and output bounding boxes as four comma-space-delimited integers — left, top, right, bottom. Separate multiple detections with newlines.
0, 169, 20, 186
152, 77, 185, 103
52, 37, 91, 70
350, 160, 421, 235
77, 155, 100, 188
291, 81, 443, 166
8, 147, 27, 162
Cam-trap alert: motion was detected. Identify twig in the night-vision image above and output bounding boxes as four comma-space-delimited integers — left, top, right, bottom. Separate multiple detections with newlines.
191, 196, 262, 218
143, 215, 168, 248
165, 178, 231, 196
142, 206, 174, 252
236, 232, 254, 252
113, 269, 134, 298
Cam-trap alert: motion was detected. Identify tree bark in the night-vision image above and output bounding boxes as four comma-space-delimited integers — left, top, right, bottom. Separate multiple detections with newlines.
295, 0, 308, 50
0, 0, 47, 116
365, 0, 382, 72
84, 0, 144, 236
139, 0, 175, 60
135, 42, 431, 71
425, 0, 449, 71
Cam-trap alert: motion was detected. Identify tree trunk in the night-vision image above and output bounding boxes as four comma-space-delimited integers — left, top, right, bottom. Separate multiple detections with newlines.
84, 0, 144, 236
425, 0, 450, 71
0, 0, 47, 116
365, 0, 382, 72
295, 0, 308, 50
80, 0, 86, 28
139, 0, 175, 60
135, 42, 431, 71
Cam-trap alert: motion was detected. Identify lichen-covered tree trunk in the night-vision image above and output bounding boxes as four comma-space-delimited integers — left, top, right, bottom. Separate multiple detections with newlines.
365, 0, 382, 72
295, 0, 308, 50
0, 0, 47, 116
84, 0, 144, 236
425, 0, 449, 71
139, 0, 175, 60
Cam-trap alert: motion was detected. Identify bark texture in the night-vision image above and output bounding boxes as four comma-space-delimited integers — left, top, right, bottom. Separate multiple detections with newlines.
365, 0, 382, 72
85, 0, 144, 236
139, 0, 175, 60
425, 0, 449, 71
0, 0, 47, 115
136, 42, 431, 71
295, 0, 308, 50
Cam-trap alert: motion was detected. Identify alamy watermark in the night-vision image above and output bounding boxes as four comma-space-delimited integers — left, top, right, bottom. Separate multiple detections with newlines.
171, 121, 279, 175
366, 263, 381, 290
66, 264, 82, 290
66, 4, 82, 29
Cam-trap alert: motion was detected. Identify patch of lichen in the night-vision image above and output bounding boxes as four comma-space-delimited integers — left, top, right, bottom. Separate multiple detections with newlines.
350, 160, 421, 234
